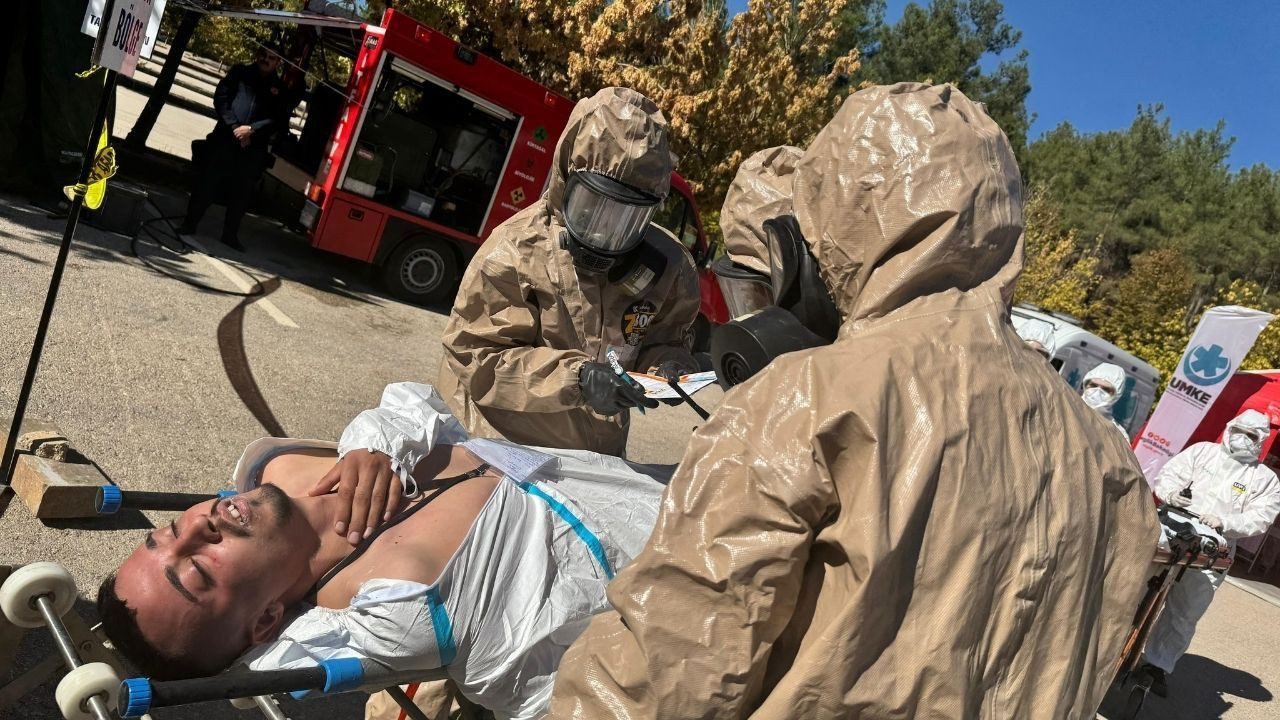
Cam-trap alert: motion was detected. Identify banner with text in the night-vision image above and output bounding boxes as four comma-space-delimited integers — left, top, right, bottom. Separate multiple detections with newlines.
1135, 305, 1274, 481
82, 0, 167, 62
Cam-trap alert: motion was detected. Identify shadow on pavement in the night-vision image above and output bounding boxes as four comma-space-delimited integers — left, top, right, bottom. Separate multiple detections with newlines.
0, 168, 453, 318
1104, 654, 1273, 719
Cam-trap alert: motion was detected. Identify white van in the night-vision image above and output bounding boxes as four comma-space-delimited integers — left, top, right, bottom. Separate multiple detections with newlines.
1011, 304, 1161, 439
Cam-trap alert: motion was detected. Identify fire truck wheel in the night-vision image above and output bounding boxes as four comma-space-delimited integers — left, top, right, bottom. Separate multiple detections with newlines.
382, 237, 459, 305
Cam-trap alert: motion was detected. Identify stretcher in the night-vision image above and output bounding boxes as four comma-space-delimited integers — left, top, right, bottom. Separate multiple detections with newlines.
0, 485, 453, 720
1107, 506, 1232, 719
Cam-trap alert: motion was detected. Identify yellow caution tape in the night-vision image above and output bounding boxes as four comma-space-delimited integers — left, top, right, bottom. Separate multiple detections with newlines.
63, 122, 116, 210
75, 65, 103, 78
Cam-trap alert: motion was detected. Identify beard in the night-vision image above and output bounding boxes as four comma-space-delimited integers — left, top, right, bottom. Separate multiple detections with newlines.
255, 482, 294, 526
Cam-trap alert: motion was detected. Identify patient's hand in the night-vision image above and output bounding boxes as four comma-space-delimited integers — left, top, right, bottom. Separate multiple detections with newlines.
309, 449, 406, 545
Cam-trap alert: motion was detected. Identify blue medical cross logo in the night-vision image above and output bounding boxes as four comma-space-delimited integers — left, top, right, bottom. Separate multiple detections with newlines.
1182, 343, 1232, 386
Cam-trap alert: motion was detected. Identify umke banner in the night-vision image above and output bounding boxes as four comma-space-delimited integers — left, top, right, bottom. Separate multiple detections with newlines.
1135, 305, 1274, 481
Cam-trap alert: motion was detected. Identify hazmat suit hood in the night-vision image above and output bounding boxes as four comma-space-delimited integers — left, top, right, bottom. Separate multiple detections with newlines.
436, 86, 698, 459
1224, 409, 1270, 463
721, 145, 803, 274
1016, 317, 1057, 357
545, 87, 673, 221
793, 83, 1024, 324
1083, 363, 1127, 415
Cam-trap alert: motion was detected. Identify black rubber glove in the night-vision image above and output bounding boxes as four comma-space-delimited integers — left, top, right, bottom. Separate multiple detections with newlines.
652, 360, 695, 381
579, 362, 659, 415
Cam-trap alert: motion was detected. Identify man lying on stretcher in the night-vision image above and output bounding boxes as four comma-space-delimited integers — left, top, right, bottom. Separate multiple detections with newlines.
96, 382, 667, 719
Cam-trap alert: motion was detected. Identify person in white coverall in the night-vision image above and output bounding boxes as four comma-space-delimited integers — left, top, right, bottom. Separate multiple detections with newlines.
1016, 318, 1056, 361
1082, 362, 1131, 441
1141, 408, 1280, 696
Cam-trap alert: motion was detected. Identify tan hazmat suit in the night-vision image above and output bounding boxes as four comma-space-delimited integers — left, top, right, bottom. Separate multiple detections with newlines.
437, 87, 700, 457
548, 83, 1159, 719
720, 145, 803, 274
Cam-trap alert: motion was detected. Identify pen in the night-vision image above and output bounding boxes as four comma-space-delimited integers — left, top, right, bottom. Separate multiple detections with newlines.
606, 349, 646, 415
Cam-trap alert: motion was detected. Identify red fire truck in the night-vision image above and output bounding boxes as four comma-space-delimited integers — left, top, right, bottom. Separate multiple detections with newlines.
278, 9, 728, 343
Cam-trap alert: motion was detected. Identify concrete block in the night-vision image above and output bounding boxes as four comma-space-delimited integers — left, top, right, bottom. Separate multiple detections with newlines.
1, 416, 72, 463
10, 456, 106, 519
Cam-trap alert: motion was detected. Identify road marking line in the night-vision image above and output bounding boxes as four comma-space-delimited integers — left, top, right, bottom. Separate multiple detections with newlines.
184, 237, 299, 328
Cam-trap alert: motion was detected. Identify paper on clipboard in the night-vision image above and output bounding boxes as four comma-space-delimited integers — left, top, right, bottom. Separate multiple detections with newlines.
626, 371, 718, 400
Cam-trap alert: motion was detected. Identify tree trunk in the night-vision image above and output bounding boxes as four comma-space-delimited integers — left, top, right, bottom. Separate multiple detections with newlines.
124, 10, 200, 149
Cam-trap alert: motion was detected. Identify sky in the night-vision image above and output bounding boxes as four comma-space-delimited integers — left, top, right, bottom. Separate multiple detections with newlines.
727, 1, 1280, 169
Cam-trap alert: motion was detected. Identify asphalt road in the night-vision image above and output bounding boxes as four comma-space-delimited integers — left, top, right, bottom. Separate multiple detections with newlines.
0, 187, 716, 719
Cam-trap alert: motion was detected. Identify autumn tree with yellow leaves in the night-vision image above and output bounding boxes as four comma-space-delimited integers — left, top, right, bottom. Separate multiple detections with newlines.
1211, 280, 1280, 372
568, 1, 859, 206
1014, 190, 1100, 320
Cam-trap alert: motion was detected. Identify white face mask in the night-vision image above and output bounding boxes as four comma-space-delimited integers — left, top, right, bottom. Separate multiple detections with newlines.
1083, 387, 1113, 410
1227, 431, 1261, 461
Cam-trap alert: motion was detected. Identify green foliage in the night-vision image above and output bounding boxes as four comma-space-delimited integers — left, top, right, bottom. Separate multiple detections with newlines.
161, 2, 304, 68
1089, 248, 1197, 383
856, 1, 1031, 159
1017, 113, 1280, 393
1025, 106, 1280, 295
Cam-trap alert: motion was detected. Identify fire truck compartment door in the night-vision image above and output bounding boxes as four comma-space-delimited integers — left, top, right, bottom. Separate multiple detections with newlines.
317, 198, 385, 262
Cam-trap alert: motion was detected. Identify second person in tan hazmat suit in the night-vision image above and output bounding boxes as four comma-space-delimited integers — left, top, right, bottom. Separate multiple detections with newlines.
437, 87, 701, 458
548, 83, 1160, 719
707, 145, 806, 387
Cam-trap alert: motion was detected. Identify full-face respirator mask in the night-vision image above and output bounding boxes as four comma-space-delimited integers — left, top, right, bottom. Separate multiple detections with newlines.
559, 170, 661, 276
709, 215, 841, 388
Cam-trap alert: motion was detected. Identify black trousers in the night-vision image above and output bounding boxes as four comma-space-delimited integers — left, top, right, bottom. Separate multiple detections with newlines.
184, 136, 267, 242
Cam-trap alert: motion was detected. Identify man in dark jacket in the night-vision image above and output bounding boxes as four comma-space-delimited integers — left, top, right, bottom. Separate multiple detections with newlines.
178, 48, 285, 250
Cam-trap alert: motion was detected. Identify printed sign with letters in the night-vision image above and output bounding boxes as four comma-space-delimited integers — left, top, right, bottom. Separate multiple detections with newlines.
82, 0, 167, 65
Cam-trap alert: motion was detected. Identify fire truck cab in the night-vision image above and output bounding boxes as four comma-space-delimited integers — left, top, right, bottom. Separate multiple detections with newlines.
288, 9, 728, 341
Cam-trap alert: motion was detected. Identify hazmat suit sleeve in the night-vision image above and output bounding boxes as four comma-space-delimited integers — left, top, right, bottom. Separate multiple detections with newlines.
549, 367, 841, 719
442, 242, 592, 413
1222, 469, 1280, 540
634, 247, 701, 373
338, 382, 470, 496
1150, 443, 1207, 503
238, 579, 449, 696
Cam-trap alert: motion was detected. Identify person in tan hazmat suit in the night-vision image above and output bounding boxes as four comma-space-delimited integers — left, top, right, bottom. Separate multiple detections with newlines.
547, 83, 1160, 719
709, 145, 803, 317
437, 87, 701, 458
706, 144, 810, 388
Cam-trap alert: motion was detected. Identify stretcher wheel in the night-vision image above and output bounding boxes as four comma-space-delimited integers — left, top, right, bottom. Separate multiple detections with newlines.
228, 696, 258, 710
55, 662, 120, 720
0, 562, 77, 628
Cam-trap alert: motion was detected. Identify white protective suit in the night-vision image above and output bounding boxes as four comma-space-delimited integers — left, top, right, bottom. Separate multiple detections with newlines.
1145, 409, 1280, 673
234, 383, 667, 720
1083, 362, 1130, 441
1015, 317, 1056, 358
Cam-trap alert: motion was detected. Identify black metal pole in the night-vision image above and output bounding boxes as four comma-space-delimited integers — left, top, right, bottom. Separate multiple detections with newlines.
151, 667, 328, 707
119, 664, 449, 716
0, 70, 118, 485
96, 487, 226, 514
